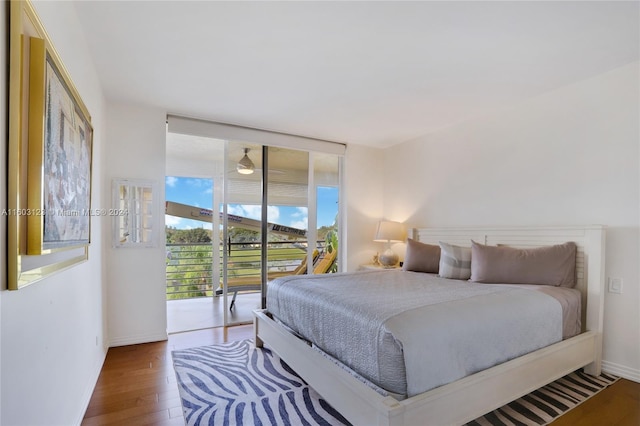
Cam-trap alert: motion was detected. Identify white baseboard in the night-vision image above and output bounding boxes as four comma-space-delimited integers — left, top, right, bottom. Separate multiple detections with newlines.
75, 349, 108, 425
109, 331, 168, 347
602, 360, 640, 383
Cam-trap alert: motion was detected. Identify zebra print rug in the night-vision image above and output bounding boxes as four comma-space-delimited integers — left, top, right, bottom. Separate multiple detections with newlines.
467, 369, 618, 425
172, 339, 618, 426
172, 339, 350, 425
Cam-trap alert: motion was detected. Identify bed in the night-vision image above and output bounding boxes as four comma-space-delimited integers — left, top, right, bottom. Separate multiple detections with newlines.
253, 226, 605, 425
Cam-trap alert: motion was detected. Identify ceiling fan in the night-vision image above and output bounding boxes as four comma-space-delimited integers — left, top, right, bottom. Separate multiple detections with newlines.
236, 148, 255, 175
232, 148, 285, 176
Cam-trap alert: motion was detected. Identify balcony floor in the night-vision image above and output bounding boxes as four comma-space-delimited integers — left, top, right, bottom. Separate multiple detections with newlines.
167, 292, 261, 334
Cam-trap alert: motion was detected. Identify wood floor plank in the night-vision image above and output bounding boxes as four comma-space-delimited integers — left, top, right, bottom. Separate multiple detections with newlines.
549, 378, 640, 426
84, 324, 639, 426
84, 387, 181, 419
83, 325, 253, 425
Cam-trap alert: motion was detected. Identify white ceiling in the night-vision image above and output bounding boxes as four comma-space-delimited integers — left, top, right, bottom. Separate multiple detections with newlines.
74, 1, 638, 148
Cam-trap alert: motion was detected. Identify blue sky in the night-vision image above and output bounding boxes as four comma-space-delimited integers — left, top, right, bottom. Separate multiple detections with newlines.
165, 176, 338, 231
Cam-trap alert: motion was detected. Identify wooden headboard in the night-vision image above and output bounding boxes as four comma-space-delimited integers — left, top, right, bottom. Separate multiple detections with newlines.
413, 226, 606, 343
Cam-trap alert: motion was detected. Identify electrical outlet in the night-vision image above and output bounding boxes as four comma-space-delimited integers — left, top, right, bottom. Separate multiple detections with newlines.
608, 278, 623, 294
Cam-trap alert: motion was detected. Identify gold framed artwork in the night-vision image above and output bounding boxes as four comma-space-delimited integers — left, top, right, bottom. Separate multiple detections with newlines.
27, 37, 93, 254
8, 0, 93, 289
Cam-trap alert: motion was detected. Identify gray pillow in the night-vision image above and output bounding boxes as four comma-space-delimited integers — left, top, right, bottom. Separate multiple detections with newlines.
438, 242, 472, 280
402, 239, 440, 273
470, 240, 577, 287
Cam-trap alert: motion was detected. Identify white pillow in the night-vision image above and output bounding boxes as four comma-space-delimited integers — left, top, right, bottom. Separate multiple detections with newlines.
438, 241, 472, 280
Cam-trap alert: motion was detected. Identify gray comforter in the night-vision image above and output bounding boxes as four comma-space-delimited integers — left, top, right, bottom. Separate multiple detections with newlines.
267, 270, 564, 398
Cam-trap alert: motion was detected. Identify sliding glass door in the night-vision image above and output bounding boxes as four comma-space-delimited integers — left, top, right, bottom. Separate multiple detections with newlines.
222, 145, 321, 325
265, 147, 310, 303
313, 153, 341, 274
222, 145, 343, 325
166, 116, 345, 327
222, 142, 264, 325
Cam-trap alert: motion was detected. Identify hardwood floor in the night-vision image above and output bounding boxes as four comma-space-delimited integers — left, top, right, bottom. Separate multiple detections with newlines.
83, 325, 640, 425
82, 326, 253, 426
549, 377, 639, 426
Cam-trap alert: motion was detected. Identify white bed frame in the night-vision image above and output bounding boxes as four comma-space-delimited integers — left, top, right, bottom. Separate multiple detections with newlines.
253, 226, 605, 426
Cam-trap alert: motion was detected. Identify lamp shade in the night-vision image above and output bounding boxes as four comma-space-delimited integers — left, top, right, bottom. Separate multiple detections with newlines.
374, 221, 406, 243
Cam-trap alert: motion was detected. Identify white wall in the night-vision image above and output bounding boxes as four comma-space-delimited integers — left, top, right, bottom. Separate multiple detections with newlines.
344, 145, 386, 271
1, 1, 108, 424
105, 103, 168, 346
383, 62, 640, 381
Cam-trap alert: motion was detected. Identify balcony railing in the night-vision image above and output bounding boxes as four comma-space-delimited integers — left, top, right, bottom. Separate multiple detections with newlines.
166, 241, 326, 300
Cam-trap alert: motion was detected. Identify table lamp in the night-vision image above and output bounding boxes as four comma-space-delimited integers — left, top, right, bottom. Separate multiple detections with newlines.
374, 220, 406, 267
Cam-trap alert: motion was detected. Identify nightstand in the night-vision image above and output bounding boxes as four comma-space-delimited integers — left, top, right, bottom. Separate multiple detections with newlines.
359, 263, 401, 271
